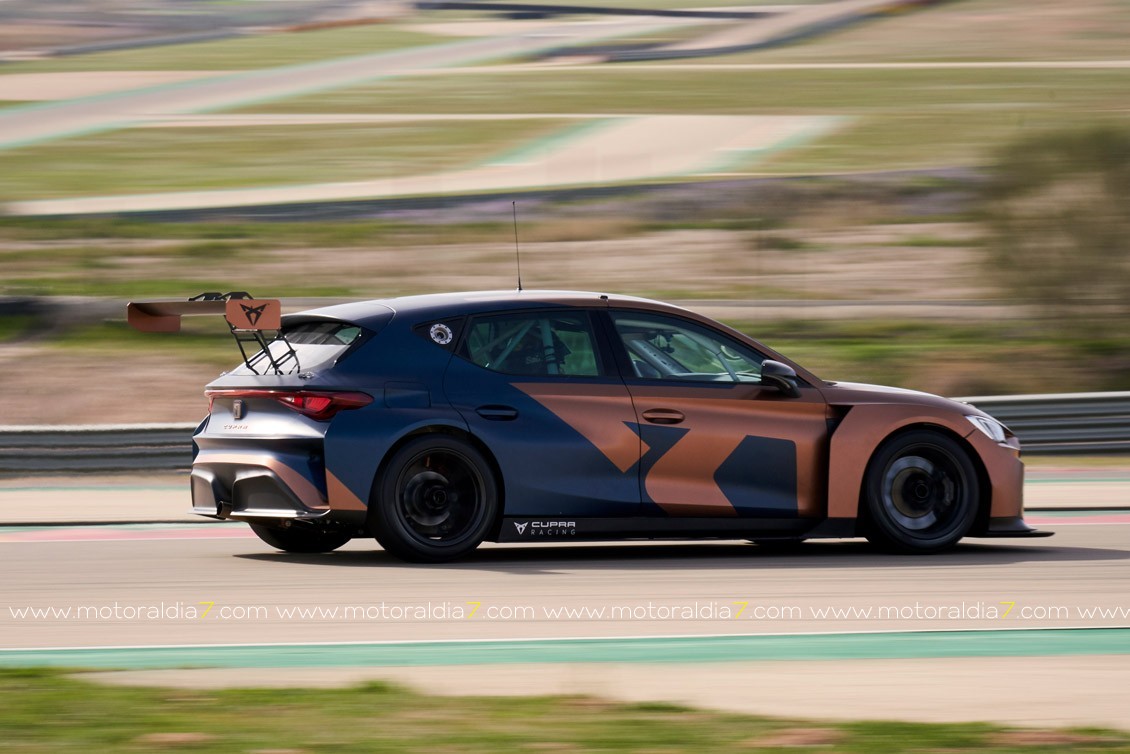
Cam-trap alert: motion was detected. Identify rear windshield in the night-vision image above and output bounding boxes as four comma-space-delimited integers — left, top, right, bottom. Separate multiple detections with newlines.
229, 321, 363, 375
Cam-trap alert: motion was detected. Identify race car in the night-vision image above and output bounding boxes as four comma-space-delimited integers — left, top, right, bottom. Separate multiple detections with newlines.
128, 290, 1049, 562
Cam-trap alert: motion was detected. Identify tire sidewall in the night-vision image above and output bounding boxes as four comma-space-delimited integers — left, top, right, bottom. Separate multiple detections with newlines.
371, 435, 499, 562
864, 429, 980, 553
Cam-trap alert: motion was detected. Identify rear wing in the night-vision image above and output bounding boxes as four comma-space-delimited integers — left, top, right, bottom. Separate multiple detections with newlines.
127, 292, 299, 375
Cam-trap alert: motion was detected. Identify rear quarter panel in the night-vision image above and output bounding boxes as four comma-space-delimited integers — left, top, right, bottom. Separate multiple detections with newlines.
321, 315, 469, 515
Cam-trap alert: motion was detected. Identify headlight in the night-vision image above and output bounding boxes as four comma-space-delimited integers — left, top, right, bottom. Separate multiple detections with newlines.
966, 415, 1008, 443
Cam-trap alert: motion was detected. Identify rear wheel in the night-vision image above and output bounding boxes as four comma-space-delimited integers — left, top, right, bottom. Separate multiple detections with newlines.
248, 523, 351, 553
370, 435, 499, 563
863, 430, 979, 553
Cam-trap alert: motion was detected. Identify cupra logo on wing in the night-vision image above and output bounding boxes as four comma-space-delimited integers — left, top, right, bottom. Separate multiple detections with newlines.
240, 303, 268, 326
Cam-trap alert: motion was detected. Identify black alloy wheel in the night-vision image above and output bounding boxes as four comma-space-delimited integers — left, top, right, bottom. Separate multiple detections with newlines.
371, 435, 499, 562
863, 430, 980, 553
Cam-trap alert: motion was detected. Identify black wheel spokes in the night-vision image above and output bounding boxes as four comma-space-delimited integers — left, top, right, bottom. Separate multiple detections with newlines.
928, 467, 957, 514
883, 450, 964, 535
398, 451, 484, 544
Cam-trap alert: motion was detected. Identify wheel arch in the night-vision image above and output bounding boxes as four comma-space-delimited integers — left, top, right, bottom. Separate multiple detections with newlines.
854, 422, 992, 535
826, 405, 987, 525
367, 424, 507, 536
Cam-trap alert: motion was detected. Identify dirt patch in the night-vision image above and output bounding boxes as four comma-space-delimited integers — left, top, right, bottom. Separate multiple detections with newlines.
0, 71, 225, 102
0, 349, 215, 425
988, 730, 1115, 747
134, 732, 217, 747
0, 220, 1004, 425
6, 115, 840, 215
0, 222, 991, 302
741, 727, 843, 748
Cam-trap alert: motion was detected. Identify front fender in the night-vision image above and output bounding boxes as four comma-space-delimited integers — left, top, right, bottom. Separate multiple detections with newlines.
826, 404, 1021, 521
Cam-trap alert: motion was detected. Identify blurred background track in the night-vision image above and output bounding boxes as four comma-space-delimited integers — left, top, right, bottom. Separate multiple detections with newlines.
2, 1, 1129, 736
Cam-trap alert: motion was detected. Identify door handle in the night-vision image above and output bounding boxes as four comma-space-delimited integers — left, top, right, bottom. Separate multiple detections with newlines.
642, 408, 685, 425
476, 405, 519, 421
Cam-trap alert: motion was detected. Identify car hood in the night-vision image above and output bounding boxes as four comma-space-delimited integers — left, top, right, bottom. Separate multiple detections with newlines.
821, 380, 990, 419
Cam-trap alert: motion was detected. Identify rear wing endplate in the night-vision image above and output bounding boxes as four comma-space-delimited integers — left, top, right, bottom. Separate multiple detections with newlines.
127, 292, 299, 375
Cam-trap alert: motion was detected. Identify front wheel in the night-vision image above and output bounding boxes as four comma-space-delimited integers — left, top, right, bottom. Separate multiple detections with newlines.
370, 435, 499, 563
249, 523, 352, 553
863, 430, 979, 553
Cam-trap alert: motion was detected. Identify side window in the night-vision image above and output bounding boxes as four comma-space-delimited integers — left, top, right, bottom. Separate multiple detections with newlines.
461, 311, 601, 377
611, 311, 765, 383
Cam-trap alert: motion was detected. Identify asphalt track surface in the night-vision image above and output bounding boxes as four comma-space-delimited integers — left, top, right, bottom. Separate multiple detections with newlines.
3, 512, 1129, 649
1, 474, 1128, 728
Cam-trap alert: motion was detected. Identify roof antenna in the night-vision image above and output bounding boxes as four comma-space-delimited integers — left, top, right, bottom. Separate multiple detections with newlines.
512, 200, 523, 291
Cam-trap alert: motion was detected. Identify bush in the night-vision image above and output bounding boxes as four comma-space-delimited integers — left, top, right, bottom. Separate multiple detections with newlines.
981, 127, 1130, 337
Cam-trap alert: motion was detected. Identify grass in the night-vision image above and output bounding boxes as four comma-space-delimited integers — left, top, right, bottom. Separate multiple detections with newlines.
4, 278, 352, 299
0, 216, 657, 300
231, 66, 1130, 175
11, 302, 1130, 398
735, 318, 1130, 397
0, 119, 571, 200
1, 667, 1127, 753
242, 67, 1130, 115
3, 5, 1127, 199
753, 110, 1130, 175
1, 1, 1128, 208
693, 0, 1130, 64
0, 216, 525, 245
0, 25, 447, 74
0, 315, 35, 343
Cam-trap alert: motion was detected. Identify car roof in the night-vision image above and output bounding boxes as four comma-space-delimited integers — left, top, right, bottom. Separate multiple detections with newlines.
289, 290, 693, 328
287, 289, 824, 386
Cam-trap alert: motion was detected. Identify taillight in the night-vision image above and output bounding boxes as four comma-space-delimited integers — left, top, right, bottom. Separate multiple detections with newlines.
205, 389, 373, 421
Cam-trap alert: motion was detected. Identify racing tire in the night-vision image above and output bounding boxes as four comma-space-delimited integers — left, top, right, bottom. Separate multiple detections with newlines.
248, 523, 352, 553
862, 430, 979, 554
370, 435, 499, 563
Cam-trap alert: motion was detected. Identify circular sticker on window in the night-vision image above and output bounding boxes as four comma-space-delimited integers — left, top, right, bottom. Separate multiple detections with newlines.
429, 323, 454, 345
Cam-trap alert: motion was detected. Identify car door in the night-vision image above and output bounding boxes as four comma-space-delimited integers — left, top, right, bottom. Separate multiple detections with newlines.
604, 309, 829, 519
444, 308, 641, 518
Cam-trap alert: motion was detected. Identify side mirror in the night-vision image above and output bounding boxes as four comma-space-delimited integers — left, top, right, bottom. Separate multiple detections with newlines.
760, 360, 801, 398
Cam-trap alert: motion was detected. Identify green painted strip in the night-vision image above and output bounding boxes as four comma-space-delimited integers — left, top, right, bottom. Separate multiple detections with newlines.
2, 629, 1127, 670
482, 117, 624, 166
699, 116, 849, 174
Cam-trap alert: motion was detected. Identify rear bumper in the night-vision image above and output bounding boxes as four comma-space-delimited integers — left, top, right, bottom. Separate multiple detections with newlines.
191, 452, 329, 523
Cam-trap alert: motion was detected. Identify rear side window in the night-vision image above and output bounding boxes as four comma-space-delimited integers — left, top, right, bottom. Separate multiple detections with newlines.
461, 311, 601, 377
229, 321, 363, 375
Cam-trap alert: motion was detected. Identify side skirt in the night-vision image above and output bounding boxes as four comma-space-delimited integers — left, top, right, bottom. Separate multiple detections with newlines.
495, 516, 855, 543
